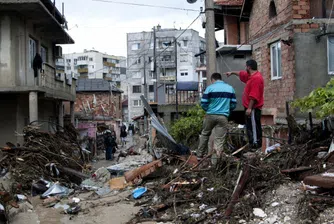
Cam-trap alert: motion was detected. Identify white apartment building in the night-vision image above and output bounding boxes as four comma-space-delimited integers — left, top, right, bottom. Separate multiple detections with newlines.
127, 26, 206, 121
64, 50, 127, 95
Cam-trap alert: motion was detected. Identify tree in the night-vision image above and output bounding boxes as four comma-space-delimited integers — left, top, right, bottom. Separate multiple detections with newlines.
292, 78, 334, 118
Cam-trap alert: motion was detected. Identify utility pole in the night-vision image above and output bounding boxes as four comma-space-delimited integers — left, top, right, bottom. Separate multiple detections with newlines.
205, 0, 216, 86
143, 55, 148, 133
174, 38, 179, 120
153, 26, 157, 102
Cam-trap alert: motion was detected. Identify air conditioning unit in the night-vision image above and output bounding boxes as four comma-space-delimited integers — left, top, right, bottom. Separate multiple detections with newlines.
55, 46, 63, 58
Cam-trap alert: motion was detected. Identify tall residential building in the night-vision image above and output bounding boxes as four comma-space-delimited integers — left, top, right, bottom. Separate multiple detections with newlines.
127, 26, 206, 120
64, 50, 127, 96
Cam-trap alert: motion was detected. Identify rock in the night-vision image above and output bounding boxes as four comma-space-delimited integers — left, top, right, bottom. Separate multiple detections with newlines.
284, 216, 291, 222
271, 202, 280, 207
253, 208, 267, 218
265, 215, 278, 224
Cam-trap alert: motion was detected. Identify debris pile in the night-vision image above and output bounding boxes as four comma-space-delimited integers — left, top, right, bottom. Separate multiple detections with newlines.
0, 124, 85, 188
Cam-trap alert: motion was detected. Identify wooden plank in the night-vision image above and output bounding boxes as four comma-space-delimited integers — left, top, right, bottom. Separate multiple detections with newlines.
281, 166, 314, 174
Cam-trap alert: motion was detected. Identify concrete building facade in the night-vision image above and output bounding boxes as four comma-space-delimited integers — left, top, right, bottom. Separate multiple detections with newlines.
126, 27, 206, 121
214, 0, 334, 124
64, 50, 127, 96
0, 0, 76, 146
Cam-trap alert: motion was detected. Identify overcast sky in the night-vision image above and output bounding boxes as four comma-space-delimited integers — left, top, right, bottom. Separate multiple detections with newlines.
57, 0, 224, 57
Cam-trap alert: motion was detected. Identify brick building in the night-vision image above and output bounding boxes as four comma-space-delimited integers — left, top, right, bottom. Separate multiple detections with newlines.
72, 79, 123, 139
214, 0, 334, 124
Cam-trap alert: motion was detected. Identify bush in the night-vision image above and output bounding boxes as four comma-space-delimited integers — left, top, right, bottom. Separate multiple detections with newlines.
170, 104, 205, 144
292, 78, 334, 118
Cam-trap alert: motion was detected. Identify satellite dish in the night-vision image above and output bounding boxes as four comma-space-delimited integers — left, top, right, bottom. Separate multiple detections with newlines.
187, 0, 197, 3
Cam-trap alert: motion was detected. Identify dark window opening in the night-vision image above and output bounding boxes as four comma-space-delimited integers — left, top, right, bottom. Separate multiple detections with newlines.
133, 85, 142, 93
234, 54, 246, 59
149, 85, 154, 92
269, 0, 277, 18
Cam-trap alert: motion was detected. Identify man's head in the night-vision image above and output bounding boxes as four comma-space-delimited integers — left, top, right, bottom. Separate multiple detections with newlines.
246, 59, 258, 74
211, 73, 222, 84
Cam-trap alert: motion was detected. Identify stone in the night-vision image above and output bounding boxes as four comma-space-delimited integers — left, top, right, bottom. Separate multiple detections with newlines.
271, 202, 280, 207
253, 208, 267, 218
284, 216, 291, 222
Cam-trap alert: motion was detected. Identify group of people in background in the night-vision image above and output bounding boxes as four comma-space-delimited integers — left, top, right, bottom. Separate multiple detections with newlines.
104, 123, 136, 160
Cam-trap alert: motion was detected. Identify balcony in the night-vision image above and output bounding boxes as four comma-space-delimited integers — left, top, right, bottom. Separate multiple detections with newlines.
160, 76, 176, 83
103, 61, 116, 67
40, 63, 76, 101
159, 61, 176, 68
78, 68, 88, 73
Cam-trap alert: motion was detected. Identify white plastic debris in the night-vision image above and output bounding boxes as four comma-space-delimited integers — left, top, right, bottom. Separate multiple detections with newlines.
42, 183, 70, 197
0, 203, 4, 211
322, 172, 334, 177
173, 169, 179, 174
205, 208, 217, 214
207, 187, 214, 192
197, 192, 203, 199
271, 202, 280, 207
239, 220, 246, 223
54, 203, 70, 210
253, 208, 267, 218
199, 204, 208, 211
265, 143, 281, 154
190, 214, 201, 218
237, 124, 245, 129
72, 198, 80, 203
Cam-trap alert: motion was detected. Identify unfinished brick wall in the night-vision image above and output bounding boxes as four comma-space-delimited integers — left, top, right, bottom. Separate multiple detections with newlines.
75, 92, 122, 120
292, 0, 311, 19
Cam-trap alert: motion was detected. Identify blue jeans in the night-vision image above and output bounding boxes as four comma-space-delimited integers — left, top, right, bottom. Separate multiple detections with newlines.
106, 146, 113, 160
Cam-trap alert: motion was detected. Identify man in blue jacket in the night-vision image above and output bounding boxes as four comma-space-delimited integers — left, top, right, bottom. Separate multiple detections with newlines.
197, 73, 237, 159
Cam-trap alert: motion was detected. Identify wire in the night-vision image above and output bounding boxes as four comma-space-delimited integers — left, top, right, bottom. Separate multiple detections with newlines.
92, 0, 200, 12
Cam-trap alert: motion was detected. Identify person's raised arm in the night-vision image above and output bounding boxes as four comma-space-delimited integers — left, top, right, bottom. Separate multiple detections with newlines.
225, 71, 240, 77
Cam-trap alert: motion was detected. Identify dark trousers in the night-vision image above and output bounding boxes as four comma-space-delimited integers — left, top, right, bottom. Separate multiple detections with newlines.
245, 108, 262, 149
106, 146, 113, 160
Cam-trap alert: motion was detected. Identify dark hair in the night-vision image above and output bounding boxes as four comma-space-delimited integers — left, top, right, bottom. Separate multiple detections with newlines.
246, 59, 258, 70
211, 73, 222, 81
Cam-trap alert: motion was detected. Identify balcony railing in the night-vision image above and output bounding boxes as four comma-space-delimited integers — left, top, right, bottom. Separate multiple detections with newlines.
40, 63, 76, 98
78, 68, 88, 73
103, 61, 116, 67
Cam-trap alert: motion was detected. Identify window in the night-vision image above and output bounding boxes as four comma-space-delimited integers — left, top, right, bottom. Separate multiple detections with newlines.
133, 100, 142, 107
92, 65, 94, 69
269, 0, 277, 18
133, 85, 142, 93
148, 57, 153, 63
133, 58, 141, 65
66, 59, 71, 63
89, 58, 93, 61
41, 46, 48, 63
181, 72, 188, 76
131, 43, 141, 50
29, 38, 37, 68
74, 59, 78, 65
183, 40, 188, 47
328, 36, 334, 74
149, 85, 154, 92
270, 41, 282, 79
180, 54, 188, 62
66, 66, 71, 70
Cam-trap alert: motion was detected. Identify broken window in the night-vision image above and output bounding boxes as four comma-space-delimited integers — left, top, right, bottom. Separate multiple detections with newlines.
131, 43, 141, 50
133, 100, 142, 106
270, 41, 282, 80
328, 36, 334, 74
269, 0, 277, 19
29, 37, 37, 68
133, 85, 142, 93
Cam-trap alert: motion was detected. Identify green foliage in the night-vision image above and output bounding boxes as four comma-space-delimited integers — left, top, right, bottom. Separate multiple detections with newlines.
170, 104, 205, 144
292, 78, 334, 118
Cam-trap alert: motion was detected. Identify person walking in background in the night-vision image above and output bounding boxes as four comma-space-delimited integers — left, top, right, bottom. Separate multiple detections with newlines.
225, 59, 264, 150
104, 130, 117, 160
197, 73, 237, 160
120, 123, 127, 147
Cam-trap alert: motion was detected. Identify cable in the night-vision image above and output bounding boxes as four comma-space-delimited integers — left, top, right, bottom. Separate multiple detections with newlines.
92, 0, 200, 12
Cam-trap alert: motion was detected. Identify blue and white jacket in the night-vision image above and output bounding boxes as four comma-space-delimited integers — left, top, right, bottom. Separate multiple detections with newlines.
201, 80, 237, 117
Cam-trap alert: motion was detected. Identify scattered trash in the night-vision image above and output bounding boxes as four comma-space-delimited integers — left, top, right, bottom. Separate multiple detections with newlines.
125, 160, 162, 184
42, 183, 70, 198
318, 151, 328, 159
65, 206, 81, 215
253, 208, 267, 218
109, 177, 130, 190
205, 207, 217, 214
132, 187, 147, 199
190, 213, 201, 218
42, 197, 60, 207
71, 198, 80, 203
173, 169, 179, 174
265, 143, 281, 154
54, 203, 70, 211
199, 204, 208, 211
16, 194, 27, 202
197, 192, 203, 198
207, 187, 214, 192
271, 202, 280, 207
96, 187, 111, 196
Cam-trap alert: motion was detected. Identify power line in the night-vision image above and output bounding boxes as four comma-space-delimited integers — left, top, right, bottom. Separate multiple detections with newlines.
92, 0, 200, 12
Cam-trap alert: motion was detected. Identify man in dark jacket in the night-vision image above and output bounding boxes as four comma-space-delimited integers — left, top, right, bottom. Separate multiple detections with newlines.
104, 131, 118, 160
